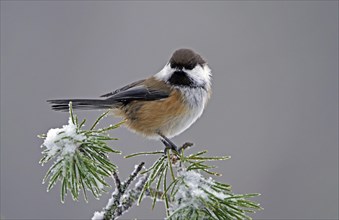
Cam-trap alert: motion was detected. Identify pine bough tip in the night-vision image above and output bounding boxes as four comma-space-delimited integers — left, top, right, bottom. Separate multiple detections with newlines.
39, 102, 121, 202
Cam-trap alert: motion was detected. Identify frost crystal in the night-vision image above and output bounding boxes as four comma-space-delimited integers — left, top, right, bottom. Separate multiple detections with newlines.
42, 117, 85, 158
169, 169, 229, 214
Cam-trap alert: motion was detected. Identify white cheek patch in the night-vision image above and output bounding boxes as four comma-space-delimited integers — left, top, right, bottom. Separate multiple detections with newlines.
185, 65, 212, 88
154, 64, 172, 81
154, 64, 212, 88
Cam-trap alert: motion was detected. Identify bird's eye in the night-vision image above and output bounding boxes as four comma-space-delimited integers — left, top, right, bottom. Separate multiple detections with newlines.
185, 63, 195, 70
170, 63, 180, 69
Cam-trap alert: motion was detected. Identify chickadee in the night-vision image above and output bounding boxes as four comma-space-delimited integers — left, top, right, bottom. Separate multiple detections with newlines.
49, 49, 212, 152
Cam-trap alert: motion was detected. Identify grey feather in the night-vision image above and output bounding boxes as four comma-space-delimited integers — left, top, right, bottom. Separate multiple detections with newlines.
48, 80, 169, 112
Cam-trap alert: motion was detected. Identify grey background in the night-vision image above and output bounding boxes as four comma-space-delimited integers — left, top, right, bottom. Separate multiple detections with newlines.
1, 1, 338, 219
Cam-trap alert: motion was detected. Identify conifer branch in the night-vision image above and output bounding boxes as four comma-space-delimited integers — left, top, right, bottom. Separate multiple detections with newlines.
39, 102, 262, 220
39, 102, 122, 202
125, 146, 262, 220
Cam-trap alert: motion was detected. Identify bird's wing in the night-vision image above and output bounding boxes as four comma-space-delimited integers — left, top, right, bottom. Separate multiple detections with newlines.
100, 79, 170, 103
100, 79, 146, 97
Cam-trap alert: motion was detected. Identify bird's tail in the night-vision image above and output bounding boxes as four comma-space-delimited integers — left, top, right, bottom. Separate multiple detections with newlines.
47, 99, 118, 111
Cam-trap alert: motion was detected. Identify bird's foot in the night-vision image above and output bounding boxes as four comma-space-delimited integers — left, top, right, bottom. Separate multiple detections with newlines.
162, 139, 179, 154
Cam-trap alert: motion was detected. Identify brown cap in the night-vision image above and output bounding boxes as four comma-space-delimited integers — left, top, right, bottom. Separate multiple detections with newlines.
169, 49, 206, 70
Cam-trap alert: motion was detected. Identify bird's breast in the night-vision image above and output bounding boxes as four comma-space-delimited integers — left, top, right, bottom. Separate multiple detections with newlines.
118, 87, 210, 139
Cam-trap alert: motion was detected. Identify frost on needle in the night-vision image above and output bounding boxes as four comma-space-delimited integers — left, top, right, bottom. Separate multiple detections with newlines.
39, 102, 122, 202
41, 117, 85, 159
125, 148, 262, 220
168, 169, 261, 220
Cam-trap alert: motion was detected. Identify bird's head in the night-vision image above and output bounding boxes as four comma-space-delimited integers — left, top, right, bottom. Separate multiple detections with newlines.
155, 49, 212, 89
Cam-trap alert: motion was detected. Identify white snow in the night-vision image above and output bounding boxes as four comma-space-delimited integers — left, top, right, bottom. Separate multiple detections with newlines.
105, 188, 118, 209
42, 117, 85, 158
91, 211, 105, 220
169, 169, 230, 214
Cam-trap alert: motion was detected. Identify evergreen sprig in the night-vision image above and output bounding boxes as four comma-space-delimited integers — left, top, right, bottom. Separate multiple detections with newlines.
125, 150, 175, 216
39, 102, 122, 202
125, 146, 262, 220
39, 104, 262, 219
168, 170, 261, 220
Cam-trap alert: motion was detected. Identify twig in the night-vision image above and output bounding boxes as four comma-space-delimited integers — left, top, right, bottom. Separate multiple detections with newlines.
115, 173, 149, 216
112, 172, 122, 192
93, 162, 147, 220
123, 162, 145, 190
178, 142, 194, 152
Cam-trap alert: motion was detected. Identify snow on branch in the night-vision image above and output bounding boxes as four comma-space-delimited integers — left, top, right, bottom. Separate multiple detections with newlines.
92, 162, 148, 220
39, 102, 262, 219
125, 147, 262, 220
39, 102, 122, 202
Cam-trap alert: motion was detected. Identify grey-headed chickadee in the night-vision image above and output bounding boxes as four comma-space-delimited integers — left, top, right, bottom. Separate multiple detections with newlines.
48, 48, 212, 152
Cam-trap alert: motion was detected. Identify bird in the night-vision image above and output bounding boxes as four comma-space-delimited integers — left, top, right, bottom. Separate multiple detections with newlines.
48, 48, 212, 152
